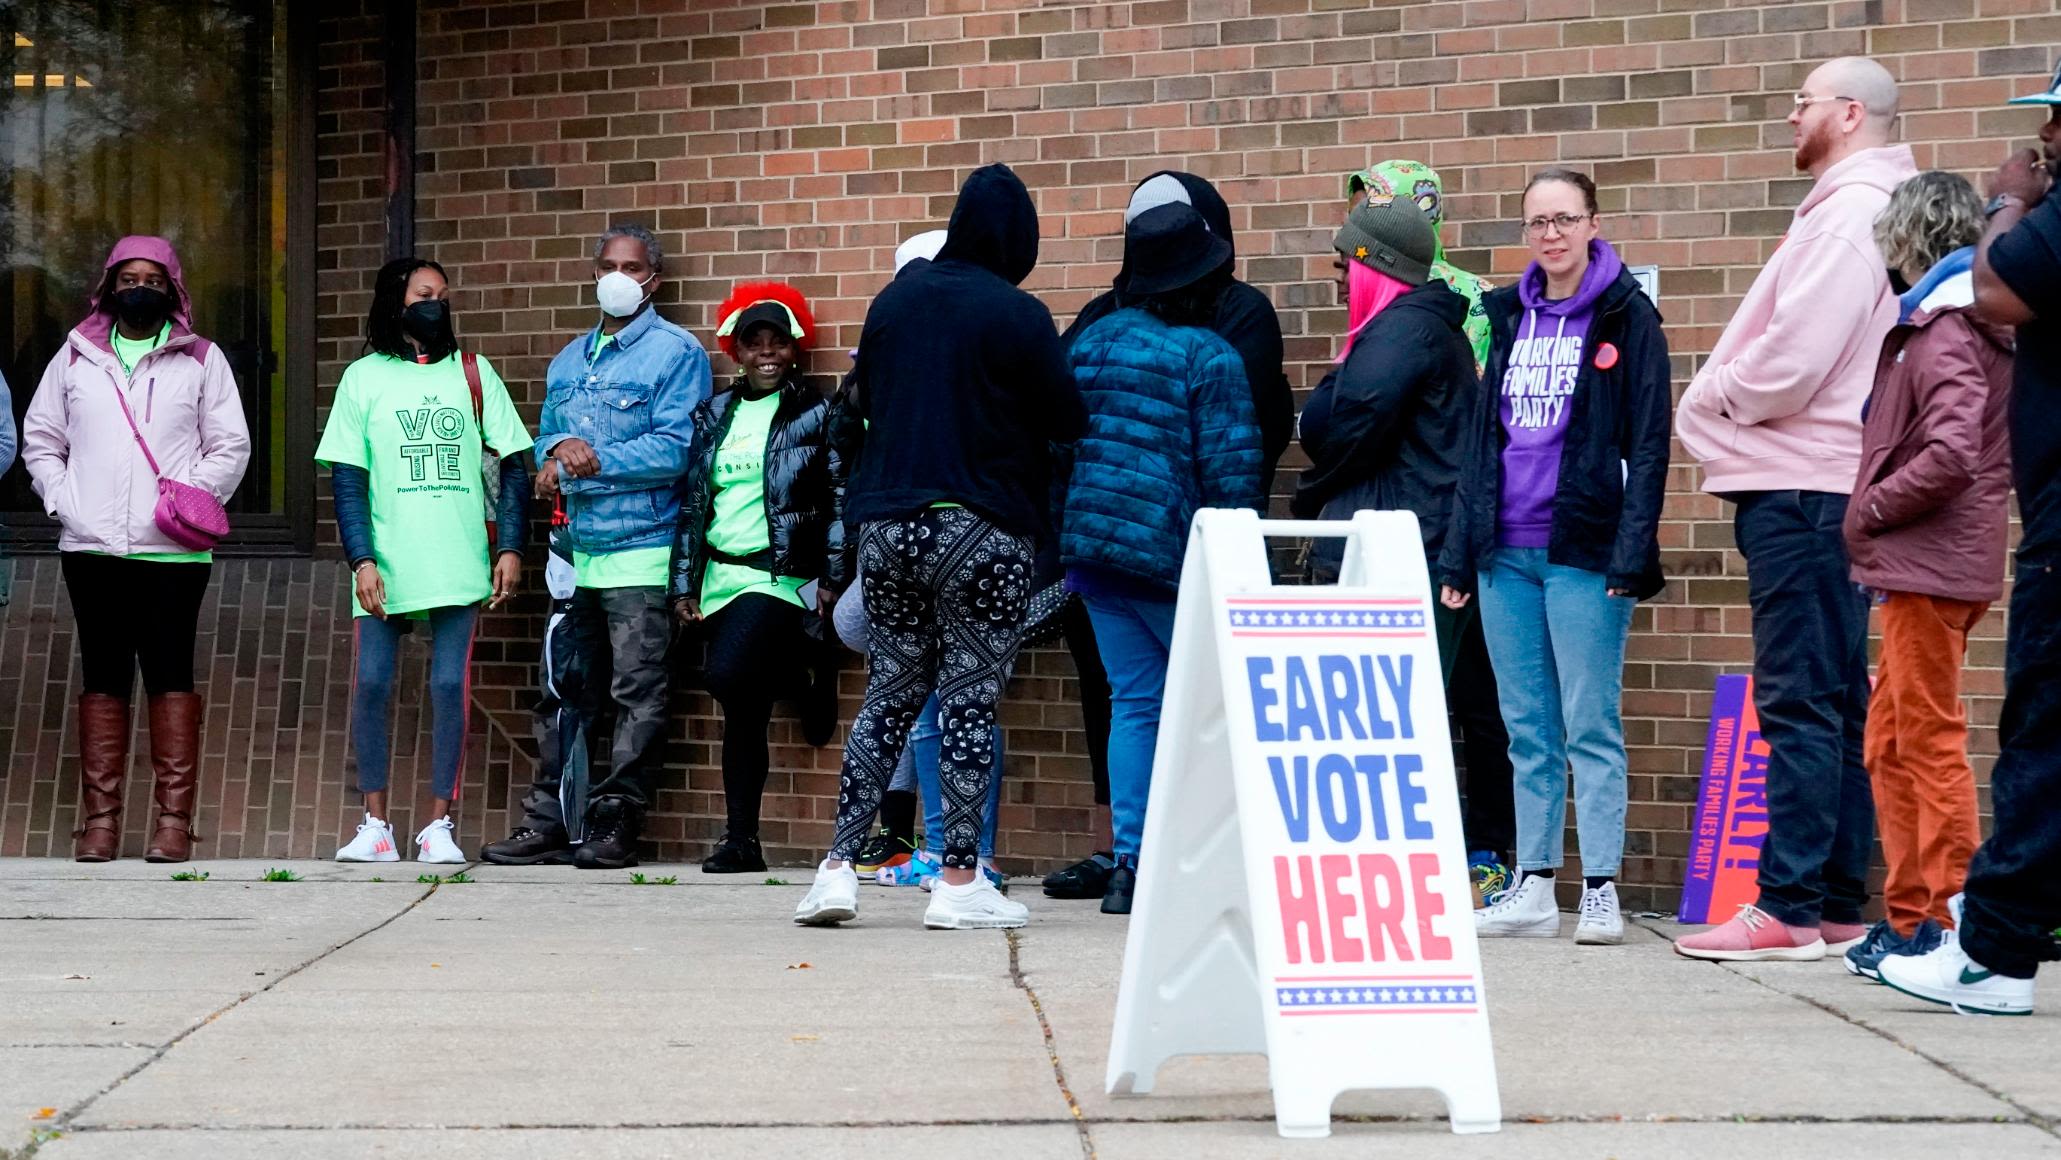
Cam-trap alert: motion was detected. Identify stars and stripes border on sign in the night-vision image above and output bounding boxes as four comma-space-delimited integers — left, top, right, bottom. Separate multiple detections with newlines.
1225, 596, 1428, 639
1271, 975, 1482, 1016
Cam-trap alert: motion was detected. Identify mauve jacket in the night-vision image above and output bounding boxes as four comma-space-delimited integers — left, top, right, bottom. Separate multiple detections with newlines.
1844, 278, 2014, 604
22, 236, 252, 555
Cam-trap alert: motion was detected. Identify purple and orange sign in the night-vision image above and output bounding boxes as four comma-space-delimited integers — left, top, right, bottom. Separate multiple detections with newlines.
1678, 675, 1770, 924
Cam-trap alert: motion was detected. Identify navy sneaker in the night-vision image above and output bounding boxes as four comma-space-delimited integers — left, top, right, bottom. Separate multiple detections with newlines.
1845, 918, 1945, 981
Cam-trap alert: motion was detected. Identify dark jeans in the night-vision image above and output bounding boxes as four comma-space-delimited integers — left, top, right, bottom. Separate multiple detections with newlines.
1959, 548, 2061, 978
61, 551, 211, 698
701, 592, 810, 840
1734, 490, 1873, 927
519, 584, 672, 828
1436, 597, 1516, 858
1060, 598, 1114, 807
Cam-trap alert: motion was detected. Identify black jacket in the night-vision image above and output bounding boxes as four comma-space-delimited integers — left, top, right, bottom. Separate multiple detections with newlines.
1437, 268, 1672, 600
1290, 281, 1476, 565
668, 377, 847, 603
1062, 170, 1294, 493
842, 164, 1086, 539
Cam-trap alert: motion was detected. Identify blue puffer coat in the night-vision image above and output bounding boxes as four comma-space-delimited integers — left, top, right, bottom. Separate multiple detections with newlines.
1061, 307, 1265, 595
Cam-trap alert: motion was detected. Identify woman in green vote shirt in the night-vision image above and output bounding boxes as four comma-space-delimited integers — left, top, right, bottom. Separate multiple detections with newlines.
315, 258, 533, 864
670, 282, 846, 873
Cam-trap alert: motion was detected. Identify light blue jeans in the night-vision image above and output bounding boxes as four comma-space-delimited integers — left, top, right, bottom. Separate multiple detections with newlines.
1083, 591, 1179, 863
1476, 548, 1634, 878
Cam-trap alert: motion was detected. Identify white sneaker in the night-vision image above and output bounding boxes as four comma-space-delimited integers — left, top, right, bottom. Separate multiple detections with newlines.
925, 873, 1029, 929
794, 859, 860, 926
415, 816, 467, 864
336, 813, 400, 863
1878, 929, 2035, 1017
1474, 872, 1561, 937
1575, 881, 1623, 945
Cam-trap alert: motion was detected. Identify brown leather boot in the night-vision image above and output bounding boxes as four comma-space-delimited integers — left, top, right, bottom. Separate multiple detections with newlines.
73, 694, 130, 862
143, 693, 203, 863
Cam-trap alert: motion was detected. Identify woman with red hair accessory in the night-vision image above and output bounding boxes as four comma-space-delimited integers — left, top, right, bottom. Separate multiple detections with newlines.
671, 282, 848, 873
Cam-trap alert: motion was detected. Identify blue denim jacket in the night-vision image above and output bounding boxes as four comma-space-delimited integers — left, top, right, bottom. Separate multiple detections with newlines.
537, 307, 711, 553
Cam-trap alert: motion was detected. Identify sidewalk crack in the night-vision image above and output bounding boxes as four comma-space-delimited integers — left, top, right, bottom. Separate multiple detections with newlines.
1007, 928, 1097, 1160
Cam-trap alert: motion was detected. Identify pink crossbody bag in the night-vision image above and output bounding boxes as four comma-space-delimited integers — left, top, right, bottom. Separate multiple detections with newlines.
107, 377, 230, 551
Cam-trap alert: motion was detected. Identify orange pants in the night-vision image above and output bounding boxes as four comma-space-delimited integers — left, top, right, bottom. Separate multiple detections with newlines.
1864, 591, 1988, 935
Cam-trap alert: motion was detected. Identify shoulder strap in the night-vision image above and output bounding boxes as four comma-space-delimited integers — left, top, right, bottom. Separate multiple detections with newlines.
462, 352, 483, 423
104, 376, 163, 479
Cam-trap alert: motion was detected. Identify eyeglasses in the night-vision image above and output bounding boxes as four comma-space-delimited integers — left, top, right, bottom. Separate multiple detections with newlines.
1521, 213, 1593, 238
1793, 93, 1857, 111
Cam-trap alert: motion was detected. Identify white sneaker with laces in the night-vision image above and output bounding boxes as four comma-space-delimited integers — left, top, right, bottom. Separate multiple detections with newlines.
1474, 872, 1561, 937
794, 859, 860, 926
336, 813, 400, 863
415, 815, 467, 864
1575, 881, 1624, 945
1878, 928, 2035, 1017
925, 873, 1029, 930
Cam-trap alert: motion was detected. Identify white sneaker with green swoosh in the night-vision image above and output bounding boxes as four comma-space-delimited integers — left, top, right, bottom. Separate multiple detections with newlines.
1877, 932, 2035, 1017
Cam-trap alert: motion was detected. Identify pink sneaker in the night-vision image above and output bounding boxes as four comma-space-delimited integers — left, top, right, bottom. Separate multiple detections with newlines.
1822, 920, 1869, 955
1675, 904, 1827, 962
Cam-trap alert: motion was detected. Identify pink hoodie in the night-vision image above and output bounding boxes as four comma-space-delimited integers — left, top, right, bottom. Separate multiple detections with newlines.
21, 237, 251, 554
1676, 144, 1918, 495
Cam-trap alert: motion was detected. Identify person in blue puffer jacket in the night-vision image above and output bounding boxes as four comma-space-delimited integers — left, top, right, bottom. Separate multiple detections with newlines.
1061, 202, 1265, 914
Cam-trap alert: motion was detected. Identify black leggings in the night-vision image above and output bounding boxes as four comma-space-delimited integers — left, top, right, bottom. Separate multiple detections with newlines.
61, 551, 211, 698
702, 592, 810, 839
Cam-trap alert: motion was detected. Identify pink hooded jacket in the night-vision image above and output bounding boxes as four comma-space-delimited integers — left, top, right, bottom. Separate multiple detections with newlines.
22, 237, 252, 554
1677, 145, 1918, 495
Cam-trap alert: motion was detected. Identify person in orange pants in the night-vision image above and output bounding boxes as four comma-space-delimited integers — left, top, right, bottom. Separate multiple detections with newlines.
1841, 170, 2015, 980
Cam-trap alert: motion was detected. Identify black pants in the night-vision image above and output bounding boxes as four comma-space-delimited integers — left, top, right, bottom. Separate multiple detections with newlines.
701, 592, 810, 840
61, 551, 211, 698
1436, 598, 1516, 858
832, 509, 1033, 869
1960, 548, 2061, 978
519, 584, 672, 827
1060, 598, 1114, 806
1734, 491, 1874, 927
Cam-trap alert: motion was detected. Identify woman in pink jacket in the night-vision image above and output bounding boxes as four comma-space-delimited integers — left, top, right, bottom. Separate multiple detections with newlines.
22, 236, 252, 864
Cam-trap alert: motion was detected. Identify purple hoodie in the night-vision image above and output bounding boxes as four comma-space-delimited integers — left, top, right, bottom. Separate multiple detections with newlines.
1496, 238, 1623, 548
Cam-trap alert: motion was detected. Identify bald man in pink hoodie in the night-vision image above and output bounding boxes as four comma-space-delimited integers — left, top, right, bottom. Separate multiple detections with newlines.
1676, 57, 1919, 963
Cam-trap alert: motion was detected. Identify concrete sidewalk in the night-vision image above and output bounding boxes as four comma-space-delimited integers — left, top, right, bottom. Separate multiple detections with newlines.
1, 858, 2054, 1159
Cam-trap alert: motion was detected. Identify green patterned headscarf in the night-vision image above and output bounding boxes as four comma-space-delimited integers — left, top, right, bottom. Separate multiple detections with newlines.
1347, 160, 1492, 368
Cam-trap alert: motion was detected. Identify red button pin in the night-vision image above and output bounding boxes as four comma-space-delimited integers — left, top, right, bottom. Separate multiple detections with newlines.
1594, 342, 1620, 370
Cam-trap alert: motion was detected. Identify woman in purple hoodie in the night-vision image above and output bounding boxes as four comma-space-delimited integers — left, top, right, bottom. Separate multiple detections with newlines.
1437, 169, 1673, 947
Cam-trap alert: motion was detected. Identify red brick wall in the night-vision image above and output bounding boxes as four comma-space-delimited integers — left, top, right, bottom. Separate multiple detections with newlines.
8, 0, 2050, 908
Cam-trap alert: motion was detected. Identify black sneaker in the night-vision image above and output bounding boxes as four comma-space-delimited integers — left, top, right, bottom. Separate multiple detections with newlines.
479, 825, 572, 865
852, 827, 914, 876
799, 658, 840, 748
702, 834, 767, 874
573, 799, 641, 869
1845, 917, 1944, 980
1100, 860, 1137, 915
1043, 851, 1116, 899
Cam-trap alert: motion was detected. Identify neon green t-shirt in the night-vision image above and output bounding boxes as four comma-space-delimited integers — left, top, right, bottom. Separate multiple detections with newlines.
701, 392, 805, 616
112, 322, 169, 377
572, 546, 670, 589
314, 352, 532, 618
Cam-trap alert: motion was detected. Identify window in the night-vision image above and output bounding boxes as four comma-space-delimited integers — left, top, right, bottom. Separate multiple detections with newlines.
0, 0, 312, 550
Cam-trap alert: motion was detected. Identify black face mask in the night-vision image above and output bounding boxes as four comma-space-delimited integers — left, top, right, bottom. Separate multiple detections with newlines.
400, 299, 454, 353
112, 286, 172, 333
1887, 267, 1912, 296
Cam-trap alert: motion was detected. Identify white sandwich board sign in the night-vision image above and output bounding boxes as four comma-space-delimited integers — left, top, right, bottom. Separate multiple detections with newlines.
1104, 508, 1501, 1138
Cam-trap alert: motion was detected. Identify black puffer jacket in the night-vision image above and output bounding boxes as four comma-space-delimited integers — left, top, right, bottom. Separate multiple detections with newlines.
1437, 268, 1672, 601
668, 376, 847, 603
1290, 281, 1477, 569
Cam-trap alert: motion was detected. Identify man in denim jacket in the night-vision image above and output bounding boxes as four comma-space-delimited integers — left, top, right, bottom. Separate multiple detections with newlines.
482, 223, 710, 870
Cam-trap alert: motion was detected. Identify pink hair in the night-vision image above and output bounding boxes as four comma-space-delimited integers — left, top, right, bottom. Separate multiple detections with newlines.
1337, 260, 1413, 364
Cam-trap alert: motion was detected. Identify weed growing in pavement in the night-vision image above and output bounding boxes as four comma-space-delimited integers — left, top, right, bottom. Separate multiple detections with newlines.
629, 873, 679, 886
369, 877, 385, 883
416, 872, 474, 885
169, 870, 209, 881
763, 877, 791, 886
0, 1127, 63, 1159
259, 868, 300, 882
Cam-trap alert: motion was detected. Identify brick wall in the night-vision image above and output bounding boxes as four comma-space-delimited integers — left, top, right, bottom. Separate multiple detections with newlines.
7, 0, 2049, 907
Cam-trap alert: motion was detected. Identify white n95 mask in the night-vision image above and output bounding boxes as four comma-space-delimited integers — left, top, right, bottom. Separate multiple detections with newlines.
595, 270, 654, 318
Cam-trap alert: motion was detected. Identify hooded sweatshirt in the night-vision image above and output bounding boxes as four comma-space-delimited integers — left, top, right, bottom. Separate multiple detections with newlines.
1498, 239, 1625, 547
22, 236, 252, 555
843, 164, 1086, 538
1676, 144, 1918, 495
1062, 170, 1293, 492
1349, 160, 1495, 368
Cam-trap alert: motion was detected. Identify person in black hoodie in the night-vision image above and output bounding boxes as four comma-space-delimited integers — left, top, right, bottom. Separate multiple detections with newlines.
794, 164, 1087, 932
1042, 169, 1293, 902
1292, 194, 1520, 905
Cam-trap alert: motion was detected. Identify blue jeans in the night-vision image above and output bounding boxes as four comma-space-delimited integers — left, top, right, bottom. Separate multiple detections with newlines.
911, 692, 1004, 860
1084, 591, 1179, 862
1477, 548, 1634, 878
352, 604, 479, 800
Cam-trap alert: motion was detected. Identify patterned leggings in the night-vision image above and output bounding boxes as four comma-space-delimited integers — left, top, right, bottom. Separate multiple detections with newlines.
830, 508, 1033, 869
